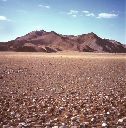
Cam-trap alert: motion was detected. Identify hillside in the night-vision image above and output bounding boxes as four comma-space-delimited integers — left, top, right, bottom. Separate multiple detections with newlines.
0, 30, 126, 53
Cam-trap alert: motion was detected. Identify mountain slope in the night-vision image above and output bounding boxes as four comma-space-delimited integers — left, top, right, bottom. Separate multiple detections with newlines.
0, 30, 126, 53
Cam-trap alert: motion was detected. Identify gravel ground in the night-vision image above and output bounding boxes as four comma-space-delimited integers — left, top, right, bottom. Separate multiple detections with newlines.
0, 52, 126, 128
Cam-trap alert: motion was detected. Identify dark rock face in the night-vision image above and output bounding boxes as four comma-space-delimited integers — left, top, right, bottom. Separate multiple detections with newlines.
45, 47, 57, 53
0, 45, 8, 51
0, 30, 126, 53
16, 46, 37, 52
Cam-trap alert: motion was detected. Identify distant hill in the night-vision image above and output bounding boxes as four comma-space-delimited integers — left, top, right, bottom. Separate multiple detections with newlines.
0, 30, 126, 53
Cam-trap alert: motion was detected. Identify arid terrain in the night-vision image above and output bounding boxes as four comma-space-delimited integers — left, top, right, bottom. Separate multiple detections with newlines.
0, 30, 126, 53
0, 52, 126, 128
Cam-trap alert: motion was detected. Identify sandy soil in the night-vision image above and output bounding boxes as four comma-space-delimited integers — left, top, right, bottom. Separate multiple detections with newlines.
0, 52, 126, 128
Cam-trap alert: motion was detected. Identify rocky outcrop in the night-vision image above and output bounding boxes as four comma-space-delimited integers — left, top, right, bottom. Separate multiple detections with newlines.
0, 30, 126, 53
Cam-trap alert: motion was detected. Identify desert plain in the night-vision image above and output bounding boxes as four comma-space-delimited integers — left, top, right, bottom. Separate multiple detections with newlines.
0, 52, 126, 128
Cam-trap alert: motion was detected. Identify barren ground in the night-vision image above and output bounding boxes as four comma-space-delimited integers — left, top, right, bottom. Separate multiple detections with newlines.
0, 52, 126, 128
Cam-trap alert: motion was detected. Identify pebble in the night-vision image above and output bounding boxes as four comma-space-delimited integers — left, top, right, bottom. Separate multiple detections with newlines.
0, 53, 126, 127
71, 126, 77, 128
59, 123, 67, 128
102, 122, 108, 127
52, 126, 58, 128
106, 112, 110, 115
18, 122, 27, 126
118, 118, 124, 123
91, 117, 95, 122
3, 125, 10, 128
0, 75, 3, 79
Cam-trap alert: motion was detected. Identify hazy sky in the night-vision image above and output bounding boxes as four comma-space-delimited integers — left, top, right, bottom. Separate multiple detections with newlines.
0, 0, 125, 43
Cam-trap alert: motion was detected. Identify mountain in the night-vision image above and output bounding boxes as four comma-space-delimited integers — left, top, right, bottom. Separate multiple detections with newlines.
0, 30, 126, 53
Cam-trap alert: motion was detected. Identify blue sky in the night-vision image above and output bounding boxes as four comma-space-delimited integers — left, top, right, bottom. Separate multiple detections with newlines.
0, 0, 125, 43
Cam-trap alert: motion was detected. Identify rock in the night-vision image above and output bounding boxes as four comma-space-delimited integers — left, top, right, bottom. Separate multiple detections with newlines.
82, 122, 89, 126
102, 122, 108, 127
0, 75, 3, 79
117, 126, 123, 128
59, 123, 67, 128
71, 116, 77, 121
18, 122, 27, 127
106, 112, 110, 115
91, 117, 95, 122
80, 124, 87, 128
118, 118, 123, 123
71, 126, 77, 128
0, 30, 126, 53
52, 126, 58, 128
3, 125, 10, 128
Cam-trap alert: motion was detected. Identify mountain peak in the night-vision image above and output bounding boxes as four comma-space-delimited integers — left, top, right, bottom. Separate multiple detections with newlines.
28, 30, 46, 36
86, 32, 99, 38
1, 30, 125, 53
16, 30, 46, 40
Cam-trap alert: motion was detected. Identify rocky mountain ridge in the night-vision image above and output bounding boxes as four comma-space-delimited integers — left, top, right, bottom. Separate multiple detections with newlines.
0, 30, 126, 53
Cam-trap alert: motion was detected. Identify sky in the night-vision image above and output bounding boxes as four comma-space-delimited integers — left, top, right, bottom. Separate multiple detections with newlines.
0, 0, 125, 43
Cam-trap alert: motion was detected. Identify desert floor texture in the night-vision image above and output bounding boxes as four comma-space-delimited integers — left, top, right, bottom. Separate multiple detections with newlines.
0, 52, 126, 128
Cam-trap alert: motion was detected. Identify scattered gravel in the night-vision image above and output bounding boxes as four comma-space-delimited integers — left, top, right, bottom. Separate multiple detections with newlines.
0, 52, 126, 127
